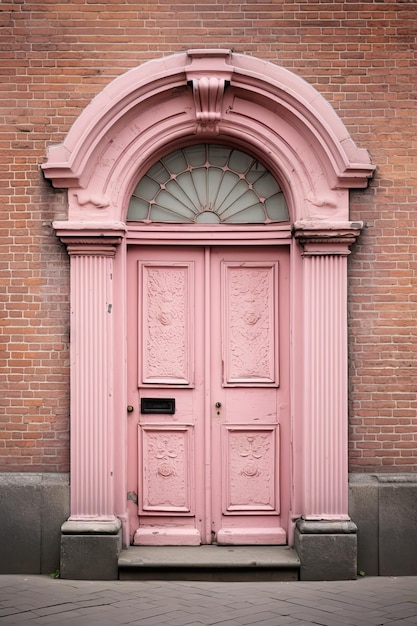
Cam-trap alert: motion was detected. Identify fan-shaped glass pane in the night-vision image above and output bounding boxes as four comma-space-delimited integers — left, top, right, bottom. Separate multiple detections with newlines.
265, 194, 289, 221
208, 145, 229, 167
162, 150, 188, 174
127, 145, 289, 224
147, 161, 170, 184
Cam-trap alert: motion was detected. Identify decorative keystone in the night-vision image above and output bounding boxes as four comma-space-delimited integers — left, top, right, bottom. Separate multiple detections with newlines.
186, 49, 233, 134
191, 76, 226, 131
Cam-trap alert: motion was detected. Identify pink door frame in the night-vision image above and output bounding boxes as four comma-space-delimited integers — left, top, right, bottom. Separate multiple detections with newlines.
42, 49, 374, 548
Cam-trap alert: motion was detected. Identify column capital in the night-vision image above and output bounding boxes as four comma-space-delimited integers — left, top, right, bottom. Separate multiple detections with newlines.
293, 220, 363, 256
53, 221, 126, 256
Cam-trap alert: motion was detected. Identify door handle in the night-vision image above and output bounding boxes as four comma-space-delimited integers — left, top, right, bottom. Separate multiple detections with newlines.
215, 402, 221, 409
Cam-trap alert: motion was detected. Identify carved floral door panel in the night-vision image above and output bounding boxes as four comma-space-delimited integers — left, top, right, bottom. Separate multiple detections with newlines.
127, 245, 289, 546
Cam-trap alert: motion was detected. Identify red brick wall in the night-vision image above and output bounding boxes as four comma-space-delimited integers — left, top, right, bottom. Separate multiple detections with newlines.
1, 1, 416, 472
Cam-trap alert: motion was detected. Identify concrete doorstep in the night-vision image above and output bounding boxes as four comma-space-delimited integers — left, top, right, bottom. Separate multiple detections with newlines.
118, 545, 301, 581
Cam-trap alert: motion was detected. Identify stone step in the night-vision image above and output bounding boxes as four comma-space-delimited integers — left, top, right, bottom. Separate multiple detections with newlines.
118, 545, 300, 581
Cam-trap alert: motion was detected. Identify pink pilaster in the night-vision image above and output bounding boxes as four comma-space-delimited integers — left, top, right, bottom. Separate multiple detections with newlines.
58, 231, 124, 522
295, 222, 362, 520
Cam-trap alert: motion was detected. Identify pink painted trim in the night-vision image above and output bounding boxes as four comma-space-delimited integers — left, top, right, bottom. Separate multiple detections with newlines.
203, 247, 212, 544
42, 50, 374, 225
42, 50, 373, 183
126, 225, 292, 246
44, 50, 375, 540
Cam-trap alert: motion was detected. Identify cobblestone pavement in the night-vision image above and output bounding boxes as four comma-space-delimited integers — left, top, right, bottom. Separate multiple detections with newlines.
0, 575, 416, 626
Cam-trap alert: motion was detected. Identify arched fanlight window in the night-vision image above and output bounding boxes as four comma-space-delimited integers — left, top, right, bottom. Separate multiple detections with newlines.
127, 144, 289, 224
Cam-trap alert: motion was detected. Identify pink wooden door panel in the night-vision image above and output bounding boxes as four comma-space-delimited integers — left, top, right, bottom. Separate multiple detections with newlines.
127, 245, 289, 546
139, 261, 195, 385
127, 247, 205, 546
221, 261, 279, 385
140, 426, 194, 513
210, 248, 287, 545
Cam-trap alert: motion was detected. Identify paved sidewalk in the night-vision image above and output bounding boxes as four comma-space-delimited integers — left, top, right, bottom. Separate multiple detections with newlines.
0, 575, 416, 626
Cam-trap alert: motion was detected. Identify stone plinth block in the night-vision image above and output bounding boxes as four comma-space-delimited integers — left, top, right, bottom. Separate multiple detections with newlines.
60, 520, 122, 580
294, 519, 357, 581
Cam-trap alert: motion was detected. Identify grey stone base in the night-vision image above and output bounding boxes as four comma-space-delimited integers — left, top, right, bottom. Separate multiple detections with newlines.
294, 519, 357, 581
60, 520, 122, 580
1, 472, 416, 578
349, 473, 417, 576
0, 473, 69, 575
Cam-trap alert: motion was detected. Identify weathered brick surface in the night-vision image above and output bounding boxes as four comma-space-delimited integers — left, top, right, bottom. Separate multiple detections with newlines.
1, 1, 416, 472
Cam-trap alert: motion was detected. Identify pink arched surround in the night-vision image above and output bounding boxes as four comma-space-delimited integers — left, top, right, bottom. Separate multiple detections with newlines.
42, 50, 374, 547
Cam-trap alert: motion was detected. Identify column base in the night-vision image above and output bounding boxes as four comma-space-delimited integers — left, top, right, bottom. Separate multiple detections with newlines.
294, 519, 357, 581
60, 519, 122, 580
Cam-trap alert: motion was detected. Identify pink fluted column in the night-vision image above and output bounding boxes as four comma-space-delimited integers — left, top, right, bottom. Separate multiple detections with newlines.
294, 223, 362, 521
303, 250, 349, 518
292, 223, 361, 580
58, 232, 124, 525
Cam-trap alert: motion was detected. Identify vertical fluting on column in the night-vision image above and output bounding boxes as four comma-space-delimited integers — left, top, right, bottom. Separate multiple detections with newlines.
69, 249, 115, 520
303, 252, 349, 519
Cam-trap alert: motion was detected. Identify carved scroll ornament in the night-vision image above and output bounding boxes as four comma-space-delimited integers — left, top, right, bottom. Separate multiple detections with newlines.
191, 76, 227, 133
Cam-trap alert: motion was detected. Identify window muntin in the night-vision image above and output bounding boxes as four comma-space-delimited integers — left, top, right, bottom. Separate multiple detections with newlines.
127, 145, 289, 224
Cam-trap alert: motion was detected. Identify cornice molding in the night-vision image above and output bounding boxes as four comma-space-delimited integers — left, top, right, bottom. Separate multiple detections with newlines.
293, 220, 363, 255
41, 50, 375, 195
53, 221, 126, 256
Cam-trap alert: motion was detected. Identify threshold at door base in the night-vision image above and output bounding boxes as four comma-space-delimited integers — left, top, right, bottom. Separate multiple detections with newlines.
118, 545, 300, 581
217, 527, 286, 545
133, 527, 201, 546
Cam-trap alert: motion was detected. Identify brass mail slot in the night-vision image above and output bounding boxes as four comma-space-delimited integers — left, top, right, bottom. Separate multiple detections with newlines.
140, 398, 175, 415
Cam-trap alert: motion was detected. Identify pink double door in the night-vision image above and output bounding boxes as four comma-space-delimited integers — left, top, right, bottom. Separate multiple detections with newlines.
127, 245, 290, 546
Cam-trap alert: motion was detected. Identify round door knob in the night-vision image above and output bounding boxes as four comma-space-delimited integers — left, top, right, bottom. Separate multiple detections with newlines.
215, 402, 221, 408
127, 405, 134, 413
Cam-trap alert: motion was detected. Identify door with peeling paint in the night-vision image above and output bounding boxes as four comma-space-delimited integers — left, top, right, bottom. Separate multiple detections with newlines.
126, 245, 290, 546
